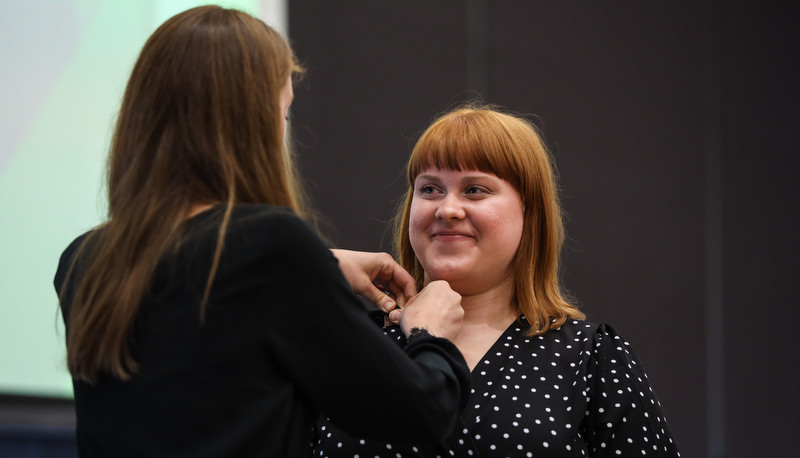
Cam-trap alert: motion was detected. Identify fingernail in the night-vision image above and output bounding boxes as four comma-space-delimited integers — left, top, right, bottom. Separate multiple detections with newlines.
383, 301, 395, 313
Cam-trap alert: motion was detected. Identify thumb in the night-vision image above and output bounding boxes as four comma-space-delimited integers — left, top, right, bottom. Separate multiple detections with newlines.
388, 309, 401, 324
364, 285, 397, 313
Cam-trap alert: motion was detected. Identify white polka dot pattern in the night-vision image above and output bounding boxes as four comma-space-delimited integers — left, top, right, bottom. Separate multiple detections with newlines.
312, 317, 680, 457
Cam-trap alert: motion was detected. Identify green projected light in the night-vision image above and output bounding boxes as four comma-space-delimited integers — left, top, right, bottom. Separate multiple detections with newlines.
0, 0, 283, 398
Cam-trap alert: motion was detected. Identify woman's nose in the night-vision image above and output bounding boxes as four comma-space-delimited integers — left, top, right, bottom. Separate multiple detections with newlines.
434, 196, 465, 221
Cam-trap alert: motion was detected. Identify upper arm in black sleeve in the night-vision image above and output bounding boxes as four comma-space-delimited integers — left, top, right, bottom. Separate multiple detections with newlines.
243, 210, 469, 443
583, 324, 680, 457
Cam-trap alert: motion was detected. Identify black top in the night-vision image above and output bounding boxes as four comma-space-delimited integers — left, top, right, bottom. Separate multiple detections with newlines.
54, 204, 470, 458
314, 316, 680, 457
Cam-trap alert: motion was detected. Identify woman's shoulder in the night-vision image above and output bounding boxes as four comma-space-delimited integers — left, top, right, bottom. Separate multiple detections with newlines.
552, 317, 599, 332
547, 318, 627, 339
232, 203, 296, 218
58, 230, 94, 263
518, 317, 635, 353
54, 228, 102, 311
523, 317, 601, 341
55, 230, 96, 287
172, 204, 331, 277
227, 204, 332, 262
202, 203, 302, 226
549, 319, 645, 369
191, 204, 314, 242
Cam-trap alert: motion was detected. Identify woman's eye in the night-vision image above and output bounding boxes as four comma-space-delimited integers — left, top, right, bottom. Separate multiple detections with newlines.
465, 185, 486, 195
418, 185, 436, 194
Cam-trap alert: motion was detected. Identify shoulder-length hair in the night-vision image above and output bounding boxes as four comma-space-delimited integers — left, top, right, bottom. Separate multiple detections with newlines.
63, 5, 305, 383
393, 105, 584, 336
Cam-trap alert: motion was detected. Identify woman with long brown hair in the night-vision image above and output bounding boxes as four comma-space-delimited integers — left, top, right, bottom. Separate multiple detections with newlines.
54, 6, 469, 457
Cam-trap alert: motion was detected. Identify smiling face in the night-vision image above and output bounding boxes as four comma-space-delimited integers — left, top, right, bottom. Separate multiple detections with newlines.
409, 167, 524, 296
395, 106, 582, 330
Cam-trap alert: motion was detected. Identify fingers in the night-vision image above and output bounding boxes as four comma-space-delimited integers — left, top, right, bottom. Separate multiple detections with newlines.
376, 259, 417, 307
372, 289, 398, 314
397, 281, 463, 341
331, 249, 417, 312
369, 253, 416, 307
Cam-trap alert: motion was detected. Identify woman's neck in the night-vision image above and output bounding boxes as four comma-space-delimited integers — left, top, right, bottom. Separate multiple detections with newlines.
451, 277, 518, 371
458, 275, 518, 328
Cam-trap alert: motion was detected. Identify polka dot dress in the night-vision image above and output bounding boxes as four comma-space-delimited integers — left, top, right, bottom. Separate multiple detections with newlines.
313, 316, 680, 457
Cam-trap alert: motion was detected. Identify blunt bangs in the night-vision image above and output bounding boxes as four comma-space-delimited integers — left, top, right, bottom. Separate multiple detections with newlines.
407, 109, 528, 193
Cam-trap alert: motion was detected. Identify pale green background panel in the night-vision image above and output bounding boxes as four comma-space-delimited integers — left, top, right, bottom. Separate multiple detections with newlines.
0, 0, 286, 398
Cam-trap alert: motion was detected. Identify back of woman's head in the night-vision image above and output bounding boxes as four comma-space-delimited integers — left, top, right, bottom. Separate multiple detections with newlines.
64, 6, 305, 383
394, 105, 583, 334
110, 5, 302, 214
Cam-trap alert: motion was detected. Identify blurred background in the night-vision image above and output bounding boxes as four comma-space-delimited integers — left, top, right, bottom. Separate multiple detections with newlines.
1, 1, 797, 457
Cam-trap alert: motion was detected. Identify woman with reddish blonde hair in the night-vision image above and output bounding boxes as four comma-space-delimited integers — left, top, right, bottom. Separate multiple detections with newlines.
315, 105, 680, 457
55, 6, 471, 457
395, 104, 583, 337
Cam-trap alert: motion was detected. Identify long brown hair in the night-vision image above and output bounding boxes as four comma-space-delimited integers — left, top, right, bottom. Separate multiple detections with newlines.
394, 105, 584, 336
63, 6, 305, 383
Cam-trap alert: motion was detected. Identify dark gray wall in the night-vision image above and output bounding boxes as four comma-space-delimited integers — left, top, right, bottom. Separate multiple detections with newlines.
720, 3, 800, 456
290, 2, 800, 457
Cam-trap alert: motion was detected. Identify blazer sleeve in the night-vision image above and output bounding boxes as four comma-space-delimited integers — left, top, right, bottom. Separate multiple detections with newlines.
246, 211, 470, 444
